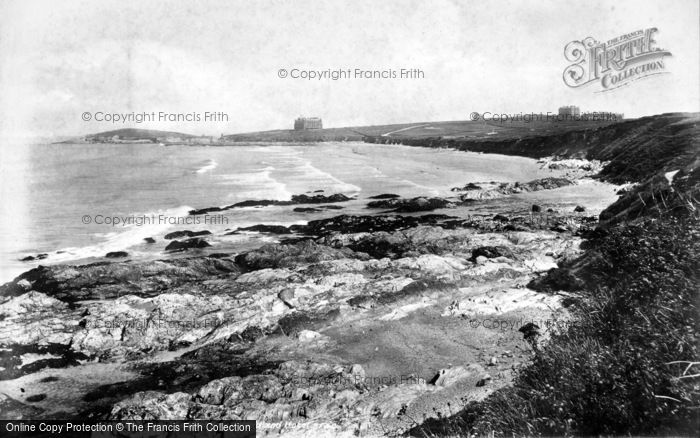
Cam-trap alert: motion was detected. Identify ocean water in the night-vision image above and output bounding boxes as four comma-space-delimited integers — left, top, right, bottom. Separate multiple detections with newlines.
0, 141, 565, 283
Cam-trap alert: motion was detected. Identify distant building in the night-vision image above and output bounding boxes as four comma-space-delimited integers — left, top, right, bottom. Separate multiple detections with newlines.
294, 117, 323, 130
186, 135, 214, 144
160, 136, 186, 143
558, 105, 581, 118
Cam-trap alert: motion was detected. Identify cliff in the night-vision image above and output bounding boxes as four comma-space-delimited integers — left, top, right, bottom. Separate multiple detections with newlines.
369, 113, 699, 225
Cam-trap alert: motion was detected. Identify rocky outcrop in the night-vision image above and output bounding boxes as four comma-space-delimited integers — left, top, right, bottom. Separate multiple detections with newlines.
163, 230, 212, 240
0, 204, 597, 430
292, 214, 456, 236
234, 241, 356, 270
20, 254, 48, 262
108, 359, 498, 436
293, 205, 344, 213
368, 194, 401, 199
0, 256, 241, 302
164, 238, 211, 251
455, 177, 574, 201
366, 197, 455, 212
189, 193, 354, 215
228, 225, 292, 234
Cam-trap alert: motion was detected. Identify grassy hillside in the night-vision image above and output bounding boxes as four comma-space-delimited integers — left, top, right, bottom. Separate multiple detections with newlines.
86, 128, 196, 140
222, 119, 618, 142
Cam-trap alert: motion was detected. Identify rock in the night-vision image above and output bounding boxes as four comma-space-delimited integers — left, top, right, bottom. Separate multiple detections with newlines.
431, 364, 488, 387
297, 330, 323, 342
277, 309, 341, 337
0, 257, 240, 302
0, 342, 89, 380
470, 246, 514, 262
459, 178, 574, 201
235, 240, 354, 270
25, 394, 47, 403
476, 375, 492, 387
527, 268, 584, 292
452, 182, 482, 191
230, 225, 291, 234
518, 322, 541, 340
164, 238, 211, 252
504, 224, 531, 232
237, 326, 266, 343
488, 357, 498, 366
294, 205, 345, 213
332, 226, 473, 260
493, 214, 509, 222
293, 214, 456, 239
163, 230, 212, 240
110, 360, 369, 425
0, 393, 43, 419
110, 391, 192, 420
290, 193, 353, 204
105, 251, 129, 258
144, 237, 156, 244
366, 197, 455, 213
519, 323, 541, 349
20, 256, 35, 262
574, 205, 586, 212
16, 279, 32, 291
368, 194, 401, 199
189, 194, 353, 215
278, 289, 296, 308
531, 204, 542, 213
518, 322, 540, 347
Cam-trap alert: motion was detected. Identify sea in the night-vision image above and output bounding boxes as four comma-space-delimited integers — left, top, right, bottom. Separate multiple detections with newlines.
0, 141, 607, 284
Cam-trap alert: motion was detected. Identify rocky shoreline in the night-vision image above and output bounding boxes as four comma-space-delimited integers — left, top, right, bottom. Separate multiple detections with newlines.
0, 174, 602, 435
1, 112, 696, 436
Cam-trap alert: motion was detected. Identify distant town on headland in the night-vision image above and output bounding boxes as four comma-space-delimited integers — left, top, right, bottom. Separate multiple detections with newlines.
73, 106, 626, 145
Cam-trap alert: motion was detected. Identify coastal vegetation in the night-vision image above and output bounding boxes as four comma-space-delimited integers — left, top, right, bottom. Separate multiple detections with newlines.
408, 113, 700, 437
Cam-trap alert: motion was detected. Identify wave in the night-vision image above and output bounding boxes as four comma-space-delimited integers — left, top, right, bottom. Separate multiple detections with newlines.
395, 177, 441, 196
41, 205, 197, 263
297, 160, 362, 194
195, 159, 218, 174
218, 166, 292, 200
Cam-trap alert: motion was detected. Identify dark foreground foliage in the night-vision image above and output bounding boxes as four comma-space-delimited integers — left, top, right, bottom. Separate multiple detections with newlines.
411, 217, 700, 437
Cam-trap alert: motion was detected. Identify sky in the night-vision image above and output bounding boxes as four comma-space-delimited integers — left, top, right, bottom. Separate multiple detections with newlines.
0, 0, 698, 139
